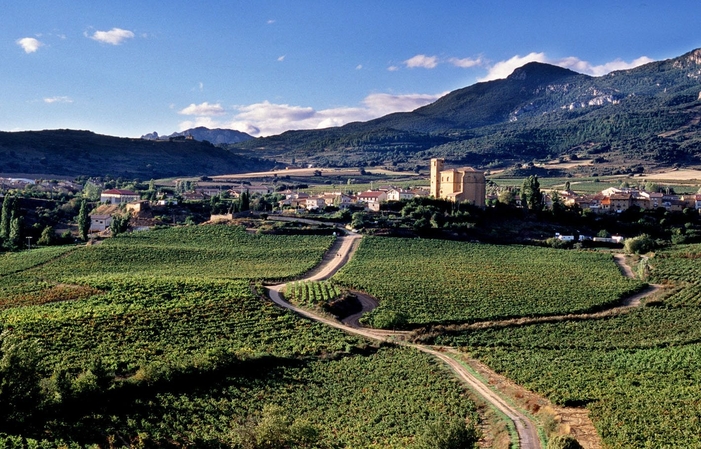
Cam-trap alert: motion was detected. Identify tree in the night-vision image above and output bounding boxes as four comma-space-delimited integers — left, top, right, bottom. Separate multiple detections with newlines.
110, 213, 130, 236
498, 189, 518, 206
597, 229, 611, 238
238, 190, 250, 212
521, 175, 543, 211
77, 200, 90, 241
37, 226, 56, 246
624, 234, 655, 254
645, 181, 660, 193
82, 181, 102, 201
0, 332, 43, 427
0, 195, 13, 240
7, 216, 21, 250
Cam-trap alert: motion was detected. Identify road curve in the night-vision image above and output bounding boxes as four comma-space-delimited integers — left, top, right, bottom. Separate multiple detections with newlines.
266, 233, 542, 449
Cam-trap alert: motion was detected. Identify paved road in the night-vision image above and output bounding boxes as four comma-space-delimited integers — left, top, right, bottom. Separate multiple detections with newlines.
266, 233, 542, 449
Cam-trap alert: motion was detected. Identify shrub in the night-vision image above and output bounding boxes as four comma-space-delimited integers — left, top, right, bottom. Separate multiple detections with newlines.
547, 434, 583, 449
624, 234, 655, 254
413, 417, 479, 449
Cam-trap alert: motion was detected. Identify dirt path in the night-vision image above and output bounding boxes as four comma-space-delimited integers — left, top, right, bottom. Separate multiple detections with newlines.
266, 234, 542, 449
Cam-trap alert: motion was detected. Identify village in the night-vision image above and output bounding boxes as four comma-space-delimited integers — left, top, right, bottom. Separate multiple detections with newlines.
70, 159, 701, 244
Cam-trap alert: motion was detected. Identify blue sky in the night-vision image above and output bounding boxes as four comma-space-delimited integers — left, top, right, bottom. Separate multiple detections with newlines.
3, 1, 701, 138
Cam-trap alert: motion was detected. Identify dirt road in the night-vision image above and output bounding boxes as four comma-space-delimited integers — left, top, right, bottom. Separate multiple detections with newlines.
266, 233, 543, 449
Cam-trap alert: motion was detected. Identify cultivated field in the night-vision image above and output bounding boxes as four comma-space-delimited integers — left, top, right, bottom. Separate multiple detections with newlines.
419, 243, 701, 448
0, 225, 477, 448
333, 237, 645, 328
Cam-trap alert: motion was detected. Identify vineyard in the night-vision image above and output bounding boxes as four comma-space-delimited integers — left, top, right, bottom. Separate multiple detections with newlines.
333, 236, 645, 327
0, 224, 478, 448
420, 242, 701, 448
31, 225, 336, 282
286, 280, 342, 307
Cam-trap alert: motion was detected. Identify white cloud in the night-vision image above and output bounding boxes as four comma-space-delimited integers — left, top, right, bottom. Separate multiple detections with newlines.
267, 19, 276, 24
404, 54, 438, 69
44, 96, 73, 104
478, 52, 548, 81
479, 52, 654, 81
449, 56, 483, 68
356, 64, 363, 70
277, 55, 286, 62
178, 92, 445, 137
387, 65, 399, 72
178, 102, 226, 116
178, 116, 222, 131
362, 92, 447, 116
89, 28, 135, 45
16, 37, 43, 53
557, 56, 655, 76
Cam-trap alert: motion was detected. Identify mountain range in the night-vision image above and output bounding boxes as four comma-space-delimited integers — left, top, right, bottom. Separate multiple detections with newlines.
141, 127, 254, 145
230, 48, 701, 172
3, 48, 701, 179
0, 129, 271, 179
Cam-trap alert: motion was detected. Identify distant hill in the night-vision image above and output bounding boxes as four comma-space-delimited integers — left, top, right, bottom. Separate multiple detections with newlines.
233, 48, 701, 172
0, 129, 272, 179
142, 127, 254, 144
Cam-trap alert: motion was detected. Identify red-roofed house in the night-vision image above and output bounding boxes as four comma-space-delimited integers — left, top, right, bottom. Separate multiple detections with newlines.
357, 190, 387, 211
100, 189, 140, 205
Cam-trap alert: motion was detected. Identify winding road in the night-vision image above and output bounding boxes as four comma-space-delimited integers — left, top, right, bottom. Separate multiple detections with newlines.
266, 233, 543, 449
266, 233, 662, 449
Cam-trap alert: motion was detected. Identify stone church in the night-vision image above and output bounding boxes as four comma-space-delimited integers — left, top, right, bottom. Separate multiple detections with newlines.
429, 158, 486, 207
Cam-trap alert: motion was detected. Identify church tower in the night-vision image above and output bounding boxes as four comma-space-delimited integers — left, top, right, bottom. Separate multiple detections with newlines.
430, 158, 444, 198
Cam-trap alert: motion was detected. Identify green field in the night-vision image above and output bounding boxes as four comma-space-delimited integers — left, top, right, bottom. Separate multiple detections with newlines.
0, 225, 478, 448
418, 243, 701, 448
30, 225, 335, 282
333, 237, 644, 328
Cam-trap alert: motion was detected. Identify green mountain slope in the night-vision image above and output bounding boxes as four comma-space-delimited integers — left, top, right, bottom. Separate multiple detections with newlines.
0, 129, 273, 178
235, 48, 701, 170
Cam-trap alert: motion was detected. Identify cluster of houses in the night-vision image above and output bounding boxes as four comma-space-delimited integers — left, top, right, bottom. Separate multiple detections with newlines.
0, 177, 82, 194
556, 187, 701, 214
278, 187, 429, 212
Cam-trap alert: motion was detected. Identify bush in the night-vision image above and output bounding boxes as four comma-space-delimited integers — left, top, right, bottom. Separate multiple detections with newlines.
547, 434, 583, 449
624, 234, 655, 254
369, 310, 408, 330
413, 417, 479, 449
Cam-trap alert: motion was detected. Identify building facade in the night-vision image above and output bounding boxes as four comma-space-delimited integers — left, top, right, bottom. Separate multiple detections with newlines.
430, 158, 486, 207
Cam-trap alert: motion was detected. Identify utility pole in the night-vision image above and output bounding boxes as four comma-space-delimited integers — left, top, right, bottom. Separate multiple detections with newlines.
26, 236, 32, 250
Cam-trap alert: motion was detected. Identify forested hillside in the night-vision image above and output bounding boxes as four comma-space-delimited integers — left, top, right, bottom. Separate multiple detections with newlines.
233, 48, 701, 171
0, 130, 273, 179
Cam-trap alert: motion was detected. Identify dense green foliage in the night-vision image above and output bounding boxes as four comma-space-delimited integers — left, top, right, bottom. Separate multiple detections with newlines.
420, 243, 701, 448
31, 225, 335, 282
333, 237, 644, 327
0, 225, 478, 447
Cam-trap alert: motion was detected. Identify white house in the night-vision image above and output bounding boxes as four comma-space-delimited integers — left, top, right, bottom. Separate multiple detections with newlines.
100, 189, 140, 205
386, 189, 415, 202
89, 214, 112, 233
305, 196, 327, 210
357, 190, 387, 212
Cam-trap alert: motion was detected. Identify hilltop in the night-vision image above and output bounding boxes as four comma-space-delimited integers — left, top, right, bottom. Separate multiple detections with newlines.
141, 126, 254, 145
231, 48, 701, 172
0, 129, 272, 179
